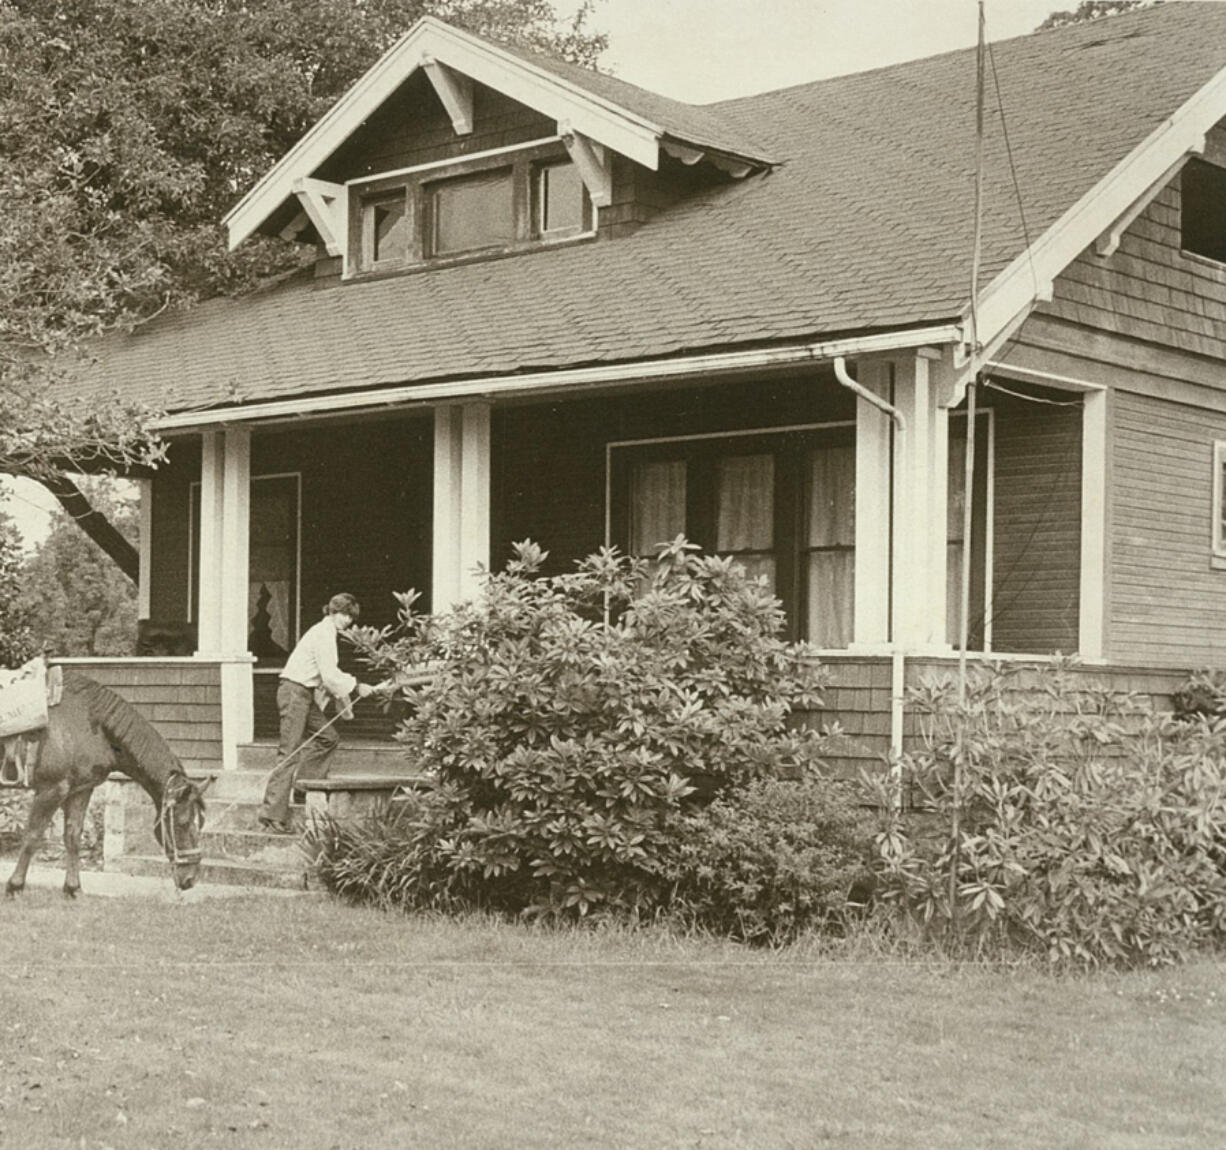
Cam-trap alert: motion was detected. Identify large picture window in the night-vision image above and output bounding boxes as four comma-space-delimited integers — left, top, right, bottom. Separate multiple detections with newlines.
612, 426, 855, 648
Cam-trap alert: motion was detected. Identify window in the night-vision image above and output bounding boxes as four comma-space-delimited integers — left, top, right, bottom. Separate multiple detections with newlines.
361, 191, 410, 268
535, 161, 590, 239
350, 143, 593, 274
613, 427, 855, 648
189, 474, 301, 666
1182, 158, 1226, 264
946, 414, 990, 650
1213, 441, 1226, 565
426, 168, 515, 257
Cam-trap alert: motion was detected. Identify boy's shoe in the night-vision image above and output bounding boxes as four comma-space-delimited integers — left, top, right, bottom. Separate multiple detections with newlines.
258, 818, 295, 835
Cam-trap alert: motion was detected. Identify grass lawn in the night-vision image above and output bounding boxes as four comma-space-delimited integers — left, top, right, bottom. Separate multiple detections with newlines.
1, 890, 1224, 1150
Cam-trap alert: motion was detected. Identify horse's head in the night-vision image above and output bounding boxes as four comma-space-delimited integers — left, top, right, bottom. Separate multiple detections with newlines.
154, 774, 210, 890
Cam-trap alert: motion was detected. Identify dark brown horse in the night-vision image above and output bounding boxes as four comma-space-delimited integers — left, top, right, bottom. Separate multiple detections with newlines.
4, 671, 210, 897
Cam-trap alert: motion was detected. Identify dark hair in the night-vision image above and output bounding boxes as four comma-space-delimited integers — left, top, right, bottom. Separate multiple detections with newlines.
325, 592, 360, 619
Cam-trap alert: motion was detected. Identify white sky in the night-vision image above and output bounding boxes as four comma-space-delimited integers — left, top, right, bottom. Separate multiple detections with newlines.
584, 0, 1070, 102
0, 0, 1072, 547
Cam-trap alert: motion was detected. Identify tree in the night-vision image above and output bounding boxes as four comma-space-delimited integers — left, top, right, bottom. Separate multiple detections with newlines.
16, 478, 140, 657
0, 0, 604, 575
0, 509, 37, 667
1037, 1, 1152, 31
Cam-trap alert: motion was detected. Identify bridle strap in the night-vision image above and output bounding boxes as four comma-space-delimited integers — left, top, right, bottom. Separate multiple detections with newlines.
158, 780, 203, 867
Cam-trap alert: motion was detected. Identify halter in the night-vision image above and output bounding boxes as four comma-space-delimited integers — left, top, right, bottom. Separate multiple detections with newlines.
156, 778, 204, 868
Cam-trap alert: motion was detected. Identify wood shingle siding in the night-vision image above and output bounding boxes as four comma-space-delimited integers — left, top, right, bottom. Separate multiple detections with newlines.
1041, 125, 1226, 362
1109, 391, 1226, 666
52, 660, 223, 774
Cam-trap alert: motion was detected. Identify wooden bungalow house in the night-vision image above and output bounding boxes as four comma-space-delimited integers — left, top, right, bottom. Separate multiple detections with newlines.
60, 3, 1226, 798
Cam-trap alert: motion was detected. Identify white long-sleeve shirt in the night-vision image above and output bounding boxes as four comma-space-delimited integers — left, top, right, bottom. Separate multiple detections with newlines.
280, 616, 357, 701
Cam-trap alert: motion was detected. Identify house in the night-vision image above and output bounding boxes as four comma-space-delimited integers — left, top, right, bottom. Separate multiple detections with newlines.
60, 3, 1226, 783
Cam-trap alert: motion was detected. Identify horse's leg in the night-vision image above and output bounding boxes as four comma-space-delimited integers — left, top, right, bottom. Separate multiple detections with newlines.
60, 785, 95, 898
5, 785, 67, 897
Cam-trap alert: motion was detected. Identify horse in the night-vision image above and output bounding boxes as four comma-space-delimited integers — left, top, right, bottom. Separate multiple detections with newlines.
3, 670, 210, 897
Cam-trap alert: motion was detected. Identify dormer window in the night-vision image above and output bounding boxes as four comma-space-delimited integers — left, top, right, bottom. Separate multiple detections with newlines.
362, 191, 410, 268
348, 141, 592, 275
426, 168, 515, 257
535, 160, 591, 239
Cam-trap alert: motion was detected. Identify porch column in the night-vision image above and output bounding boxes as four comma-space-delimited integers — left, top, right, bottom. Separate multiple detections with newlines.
1079, 389, 1108, 661
136, 478, 153, 621
196, 427, 254, 770
432, 402, 491, 608
852, 360, 893, 647
891, 353, 950, 650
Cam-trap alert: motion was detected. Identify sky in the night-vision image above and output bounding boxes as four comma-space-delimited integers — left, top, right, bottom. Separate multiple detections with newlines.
0, 0, 1073, 548
581, 0, 1072, 103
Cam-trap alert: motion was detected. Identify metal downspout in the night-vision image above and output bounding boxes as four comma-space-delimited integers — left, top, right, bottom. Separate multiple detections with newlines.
832, 356, 907, 808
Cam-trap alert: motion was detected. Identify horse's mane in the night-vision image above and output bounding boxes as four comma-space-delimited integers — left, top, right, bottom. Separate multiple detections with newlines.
64, 670, 186, 784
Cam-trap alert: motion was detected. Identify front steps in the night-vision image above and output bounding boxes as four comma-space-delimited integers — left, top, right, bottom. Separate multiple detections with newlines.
103, 740, 414, 892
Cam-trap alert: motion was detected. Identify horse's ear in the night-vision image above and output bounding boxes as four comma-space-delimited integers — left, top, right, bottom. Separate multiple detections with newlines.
198, 775, 215, 796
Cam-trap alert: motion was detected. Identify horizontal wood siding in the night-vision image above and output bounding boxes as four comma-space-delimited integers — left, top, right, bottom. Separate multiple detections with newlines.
812, 657, 895, 775
1041, 124, 1226, 361
53, 660, 223, 774
986, 389, 1082, 654
1109, 392, 1226, 666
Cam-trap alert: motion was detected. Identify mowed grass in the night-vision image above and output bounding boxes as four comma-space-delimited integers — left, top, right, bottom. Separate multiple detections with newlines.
1, 892, 1224, 1150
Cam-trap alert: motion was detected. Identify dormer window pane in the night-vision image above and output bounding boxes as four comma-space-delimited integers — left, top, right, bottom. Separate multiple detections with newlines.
535, 161, 589, 238
365, 192, 409, 265
428, 168, 514, 256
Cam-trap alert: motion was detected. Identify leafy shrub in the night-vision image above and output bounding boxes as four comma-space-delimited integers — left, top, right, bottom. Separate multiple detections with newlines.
1172, 669, 1226, 720
343, 537, 832, 920
662, 776, 875, 946
870, 660, 1226, 968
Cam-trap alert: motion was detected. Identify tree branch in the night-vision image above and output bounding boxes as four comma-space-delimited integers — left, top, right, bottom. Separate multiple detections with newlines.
36, 473, 139, 584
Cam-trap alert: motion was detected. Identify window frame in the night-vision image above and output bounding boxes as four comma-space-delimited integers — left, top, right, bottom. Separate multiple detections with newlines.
1181, 158, 1226, 267
346, 140, 594, 277
606, 422, 856, 647
1212, 440, 1226, 568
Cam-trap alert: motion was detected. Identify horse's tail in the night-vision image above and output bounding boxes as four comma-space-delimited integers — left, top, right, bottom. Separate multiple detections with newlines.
62, 670, 186, 781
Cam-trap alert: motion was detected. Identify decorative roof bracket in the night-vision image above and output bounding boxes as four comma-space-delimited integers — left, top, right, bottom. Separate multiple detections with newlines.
292, 178, 346, 258
422, 55, 474, 135
1095, 139, 1204, 257
559, 123, 612, 208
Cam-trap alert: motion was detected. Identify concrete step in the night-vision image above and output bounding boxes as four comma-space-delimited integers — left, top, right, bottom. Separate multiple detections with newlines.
236, 741, 413, 776
200, 827, 309, 866
112, 853, 310, 891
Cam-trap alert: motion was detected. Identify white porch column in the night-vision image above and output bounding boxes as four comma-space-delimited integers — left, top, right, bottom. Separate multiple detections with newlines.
1079, 389, 1108, 661
891, 354, 950, 650
433, 403, 491, 608
852, 360, 893, 648
136, 478, 153, 621
196, 427, 254, 769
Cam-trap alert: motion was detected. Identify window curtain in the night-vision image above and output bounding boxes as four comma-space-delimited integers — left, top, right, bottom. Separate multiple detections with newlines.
629, 460, 687, 557
716, 454, 776, 589
805, 445, 855, 648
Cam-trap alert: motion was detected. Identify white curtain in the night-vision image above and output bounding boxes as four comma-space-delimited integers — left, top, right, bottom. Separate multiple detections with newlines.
629, 460, 687, 557
717, 454, 776, 590
805, 445, 855, 648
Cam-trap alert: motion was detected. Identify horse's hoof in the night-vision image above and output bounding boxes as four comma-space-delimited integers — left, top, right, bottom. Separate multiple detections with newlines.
62, 886, 78, 900
5, 883, 22, 898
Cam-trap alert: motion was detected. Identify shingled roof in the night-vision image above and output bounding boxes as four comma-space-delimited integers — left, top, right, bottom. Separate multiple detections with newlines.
76, 2, 1226, 418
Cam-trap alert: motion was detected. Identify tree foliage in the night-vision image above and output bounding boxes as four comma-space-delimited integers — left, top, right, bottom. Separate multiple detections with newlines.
16, 478, 140, 657
0, 0, 603, 525
0, 509, 37, 668
1037, 1, 1151, 31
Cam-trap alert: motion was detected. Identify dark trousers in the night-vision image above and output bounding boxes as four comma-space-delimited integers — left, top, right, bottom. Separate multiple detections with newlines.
260, 679, 340, 823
